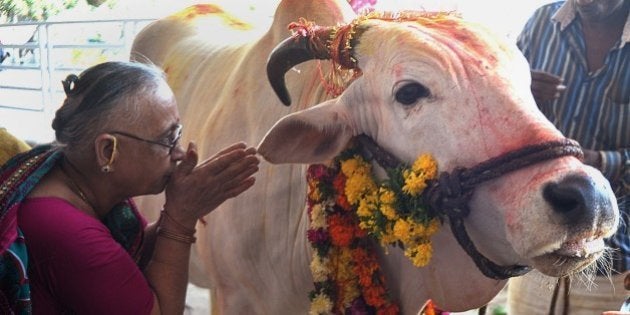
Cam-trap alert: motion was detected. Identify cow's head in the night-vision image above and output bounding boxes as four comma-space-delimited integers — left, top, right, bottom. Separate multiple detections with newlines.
258, 12, 619, 278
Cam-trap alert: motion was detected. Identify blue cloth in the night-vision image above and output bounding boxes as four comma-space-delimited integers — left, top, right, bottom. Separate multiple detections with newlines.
516, 1, 629, 273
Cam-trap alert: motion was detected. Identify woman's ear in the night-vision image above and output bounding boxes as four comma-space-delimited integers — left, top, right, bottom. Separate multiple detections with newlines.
95, 134, 118, 173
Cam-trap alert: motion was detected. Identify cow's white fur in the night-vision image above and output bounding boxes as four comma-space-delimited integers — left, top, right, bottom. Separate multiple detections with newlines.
132, 1, 619, 313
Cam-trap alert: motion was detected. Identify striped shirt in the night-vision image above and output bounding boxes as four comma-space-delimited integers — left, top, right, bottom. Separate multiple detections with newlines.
517, 1, 629, 273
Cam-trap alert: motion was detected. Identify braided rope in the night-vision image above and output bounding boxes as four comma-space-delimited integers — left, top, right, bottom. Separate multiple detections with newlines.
357, 135, 584, 279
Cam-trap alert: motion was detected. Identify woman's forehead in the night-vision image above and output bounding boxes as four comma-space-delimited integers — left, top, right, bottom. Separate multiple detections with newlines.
154, 79, 176, 102
120, 87, 178, 134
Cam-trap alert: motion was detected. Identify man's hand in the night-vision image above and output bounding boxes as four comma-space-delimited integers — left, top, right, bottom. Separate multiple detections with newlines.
530, 70, 566, 104
583, 149, 602, 170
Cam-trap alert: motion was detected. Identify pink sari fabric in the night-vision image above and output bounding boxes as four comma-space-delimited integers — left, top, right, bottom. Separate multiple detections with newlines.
18, 197, 152, 314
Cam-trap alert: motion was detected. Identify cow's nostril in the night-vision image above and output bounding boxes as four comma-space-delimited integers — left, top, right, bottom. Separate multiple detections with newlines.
543, 174, 598, 225
543, 182, 582, 214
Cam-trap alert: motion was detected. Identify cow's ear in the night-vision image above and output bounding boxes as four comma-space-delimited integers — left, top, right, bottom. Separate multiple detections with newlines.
258, 103, 353, 164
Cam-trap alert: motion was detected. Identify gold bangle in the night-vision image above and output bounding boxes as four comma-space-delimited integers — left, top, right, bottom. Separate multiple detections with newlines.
157, 227, 196, 244
160, 209, 196, 235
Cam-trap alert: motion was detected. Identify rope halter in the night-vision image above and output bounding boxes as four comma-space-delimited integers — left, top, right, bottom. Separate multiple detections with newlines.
357, 135, 583, 279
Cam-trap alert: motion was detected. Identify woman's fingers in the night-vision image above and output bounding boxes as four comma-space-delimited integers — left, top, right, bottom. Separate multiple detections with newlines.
209, 142, 248, 159
223, 177, 257, 199
165, 142, 260, 219
217, 165, 259, 192
198, 146, 257, 172
202, 151, 259, 177
176, 142, 199, 176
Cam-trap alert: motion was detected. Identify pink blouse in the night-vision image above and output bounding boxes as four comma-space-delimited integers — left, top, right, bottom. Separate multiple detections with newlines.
18, 197, 153, 314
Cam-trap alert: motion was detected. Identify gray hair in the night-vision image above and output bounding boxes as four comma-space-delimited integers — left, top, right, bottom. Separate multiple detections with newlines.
52, 61, 166, 154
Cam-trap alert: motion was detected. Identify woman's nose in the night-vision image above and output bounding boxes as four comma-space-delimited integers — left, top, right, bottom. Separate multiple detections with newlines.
170, 143, 187, 161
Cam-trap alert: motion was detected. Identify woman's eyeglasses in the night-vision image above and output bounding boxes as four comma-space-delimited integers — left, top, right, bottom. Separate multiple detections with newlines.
110, 124, 183, 155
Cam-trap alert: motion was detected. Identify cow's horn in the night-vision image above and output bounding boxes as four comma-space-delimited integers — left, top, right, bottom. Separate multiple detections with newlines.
266, 27, 333, 106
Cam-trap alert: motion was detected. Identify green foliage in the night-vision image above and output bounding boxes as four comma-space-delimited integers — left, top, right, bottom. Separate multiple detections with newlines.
0, 0, 79, 21
491, 305, 507, 315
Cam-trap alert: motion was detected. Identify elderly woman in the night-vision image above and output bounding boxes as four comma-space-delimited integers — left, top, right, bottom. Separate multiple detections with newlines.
0, 61, 260, 314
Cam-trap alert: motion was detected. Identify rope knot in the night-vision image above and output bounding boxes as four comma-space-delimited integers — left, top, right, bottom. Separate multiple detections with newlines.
426, 167, 473, 219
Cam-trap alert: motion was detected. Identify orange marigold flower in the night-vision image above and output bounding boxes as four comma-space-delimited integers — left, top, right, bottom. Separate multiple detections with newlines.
364, 285, 387, 308
333, 173, 346, 194
355, 226, 367, 238
333, 173, 352, 211
355, 261, 379, 287
351, 247, 369, 263
329, 214, 355, 247
336, 194, 352, 211
420, 299, 438, 315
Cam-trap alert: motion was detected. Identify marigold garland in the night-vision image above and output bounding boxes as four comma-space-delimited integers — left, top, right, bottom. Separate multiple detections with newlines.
306, 144, 442, 314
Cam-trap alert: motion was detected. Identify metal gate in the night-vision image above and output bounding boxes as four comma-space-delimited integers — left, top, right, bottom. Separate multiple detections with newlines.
0, 18, 153, 143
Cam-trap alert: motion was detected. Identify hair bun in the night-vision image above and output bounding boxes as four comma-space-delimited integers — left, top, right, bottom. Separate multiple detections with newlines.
62, 74, 80, 96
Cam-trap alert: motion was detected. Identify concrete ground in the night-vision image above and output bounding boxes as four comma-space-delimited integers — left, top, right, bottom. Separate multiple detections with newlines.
183, 283, 508, 315
185, 283, 211, 315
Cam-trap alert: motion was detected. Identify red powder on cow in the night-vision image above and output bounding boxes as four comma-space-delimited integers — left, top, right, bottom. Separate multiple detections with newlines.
170, 4, 252, 30
173, 4, 223, 20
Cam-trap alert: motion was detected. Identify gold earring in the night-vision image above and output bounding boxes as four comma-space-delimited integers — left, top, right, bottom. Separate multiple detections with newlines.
101, 137, 117, 173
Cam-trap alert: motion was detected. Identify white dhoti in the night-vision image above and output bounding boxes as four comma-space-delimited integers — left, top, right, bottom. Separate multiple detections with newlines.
507, 270, 629, 315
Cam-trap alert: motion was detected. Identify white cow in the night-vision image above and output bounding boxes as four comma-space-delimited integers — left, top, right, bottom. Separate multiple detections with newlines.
131, 1, 619, 313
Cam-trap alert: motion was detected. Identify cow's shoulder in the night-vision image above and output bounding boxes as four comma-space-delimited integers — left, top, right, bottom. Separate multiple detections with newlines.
131, 3, 260, 66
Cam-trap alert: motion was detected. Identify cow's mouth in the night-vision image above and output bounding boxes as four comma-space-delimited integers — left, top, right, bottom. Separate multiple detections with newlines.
530, 238, 605, 276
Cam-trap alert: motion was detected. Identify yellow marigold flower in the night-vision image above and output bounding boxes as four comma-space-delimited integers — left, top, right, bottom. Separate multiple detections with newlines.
402, 171, 429, 196
357, 199, 373, 217
426, 218, 441, 236
340, 158, 359, 176
341, 156, 369, 177
336, 248, 354, 280
345, 173, 376, 204
412, 154, 438, 179
310, 293, 333, 315
393, 219, 412, 243
379, 187, 396, 204
364, 190, 378, 204
405, 243, 433, 267
379, 225, 397, 245
344, 176, 363, 204
359, 221, 371, 231
359, 218, 377, 232
310, 254, 330, 282
408, 221, 425, 238
308, 186, 321, 201
379, 204, 398, 221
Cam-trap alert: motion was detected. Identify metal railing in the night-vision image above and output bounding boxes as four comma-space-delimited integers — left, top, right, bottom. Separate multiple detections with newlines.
0, 18, 154, 112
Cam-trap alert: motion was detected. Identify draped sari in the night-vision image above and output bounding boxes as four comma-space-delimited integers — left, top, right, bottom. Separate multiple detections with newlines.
0, 145, 145, 314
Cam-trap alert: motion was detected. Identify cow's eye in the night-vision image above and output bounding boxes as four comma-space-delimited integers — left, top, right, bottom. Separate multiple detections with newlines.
395, 82, 430, 106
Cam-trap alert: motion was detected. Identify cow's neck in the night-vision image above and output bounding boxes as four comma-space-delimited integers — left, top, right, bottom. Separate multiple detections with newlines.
379, 227, 508, 312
